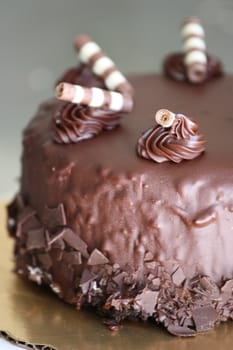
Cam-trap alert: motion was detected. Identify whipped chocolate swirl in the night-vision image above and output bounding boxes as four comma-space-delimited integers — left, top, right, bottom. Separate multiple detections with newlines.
53, 102, 121, 144
137, 113, 205, 163
163, 53, 222, 83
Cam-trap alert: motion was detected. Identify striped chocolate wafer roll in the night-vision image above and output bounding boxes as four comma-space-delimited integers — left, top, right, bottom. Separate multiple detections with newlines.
56, 82, 133, 113
181, 17, 207, 83
74, 35, 133, 94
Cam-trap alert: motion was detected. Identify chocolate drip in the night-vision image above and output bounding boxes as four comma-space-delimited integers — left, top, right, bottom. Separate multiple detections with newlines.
53, 102, 121, 144
137, 114, 205, 163
163, 53, 222, 82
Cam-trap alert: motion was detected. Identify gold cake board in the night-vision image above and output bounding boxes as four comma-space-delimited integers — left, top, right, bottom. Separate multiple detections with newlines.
0, 201, 233, 350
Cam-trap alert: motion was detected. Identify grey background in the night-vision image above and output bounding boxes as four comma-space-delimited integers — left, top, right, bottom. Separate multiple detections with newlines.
0, 0, 233, 196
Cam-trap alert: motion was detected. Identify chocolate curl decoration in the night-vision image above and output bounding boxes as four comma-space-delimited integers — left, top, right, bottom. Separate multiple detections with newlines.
74, 34, 134, 95
137, 109, 206, 163
56, 82, 133, 113
182, 17, 207, 83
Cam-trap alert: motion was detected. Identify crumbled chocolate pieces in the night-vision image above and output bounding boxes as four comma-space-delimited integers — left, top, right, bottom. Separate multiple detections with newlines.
172, 266, 186, 286
26, 228, 46, 250
8, 197, 233, 337
192, 306, 218, 331
87, 249, 109, 265
62, 228, 89, 258
136, 288, 159, 316
63, 251, 82, 265
80, 269, 97, 294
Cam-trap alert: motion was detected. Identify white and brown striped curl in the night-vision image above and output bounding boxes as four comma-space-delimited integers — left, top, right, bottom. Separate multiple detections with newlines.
182, 17, 207, 83
56, 82, 133, 113
74, 35, 133, 95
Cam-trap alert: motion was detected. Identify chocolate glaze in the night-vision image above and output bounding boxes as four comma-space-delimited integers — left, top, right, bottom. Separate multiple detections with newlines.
137, 114, 205, 163
8, 73, 233, 335
163, 53, 222, 82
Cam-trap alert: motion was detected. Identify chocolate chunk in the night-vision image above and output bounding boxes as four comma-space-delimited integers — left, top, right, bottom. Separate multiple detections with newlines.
63, 251, 82, 265
80, 269, 97, 294
136, 288, 159, 316
221, 279, 233, 301
167, 324, 196, 337
42, 203, 67, 231
200, 276, 220, 300
113, 272, 128, 286
46, 229, 65, 245
26, 228, 46, 250
49, 248, 64, 262
87, 249, 109, 265
16, 207, 37, 237
192, 306, 218, 331
22, 215, 41, 234
63, 228, 89, 258
172, 266, 186, 286
80, 269, 96, 285
37, 253, 52, 270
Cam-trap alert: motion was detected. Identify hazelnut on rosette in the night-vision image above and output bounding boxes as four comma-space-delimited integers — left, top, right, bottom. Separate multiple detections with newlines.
137, 109, 206, 163
163, 17, 222, 83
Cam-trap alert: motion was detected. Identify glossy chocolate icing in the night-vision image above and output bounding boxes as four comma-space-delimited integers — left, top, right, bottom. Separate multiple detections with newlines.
137, 114, 205, 163
21, 73, 233, 282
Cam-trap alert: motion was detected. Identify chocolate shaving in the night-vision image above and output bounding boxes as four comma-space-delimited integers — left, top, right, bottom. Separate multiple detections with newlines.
172, 266, 186, 286
87, 249, 109, 265
192, 306, 218, 331
26, 228, 46, 250
221, 279, 233, 301
62, 228, 89, 258
63, 251, 82, 265
136, 288, 159, 316
80, 269, 97, 294
42, 204, 67, 232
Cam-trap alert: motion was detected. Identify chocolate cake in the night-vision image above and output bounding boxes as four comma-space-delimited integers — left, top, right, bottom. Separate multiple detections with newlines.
7, 25, 233, 337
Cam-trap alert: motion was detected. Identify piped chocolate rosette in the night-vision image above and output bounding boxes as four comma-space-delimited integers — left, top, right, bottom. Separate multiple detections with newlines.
137, 109, 206, 163
164, 17, 222, 83
53, 35, 134, 144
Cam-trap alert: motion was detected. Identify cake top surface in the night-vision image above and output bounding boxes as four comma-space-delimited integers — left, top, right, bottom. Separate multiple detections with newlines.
25, 73, 233, 177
